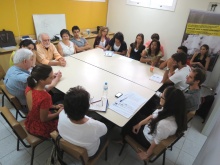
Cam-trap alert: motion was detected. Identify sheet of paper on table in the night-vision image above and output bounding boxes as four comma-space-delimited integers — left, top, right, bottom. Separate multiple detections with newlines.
109, 92, 148, 118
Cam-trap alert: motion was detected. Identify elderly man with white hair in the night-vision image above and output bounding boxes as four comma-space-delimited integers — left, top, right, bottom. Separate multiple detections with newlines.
36, 33, 66, 66
4, 48, 62, 107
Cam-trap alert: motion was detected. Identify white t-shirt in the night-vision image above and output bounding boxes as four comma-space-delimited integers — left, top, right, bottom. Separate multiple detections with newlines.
59, 41, 75, 56
143, 109, 177, 145
99, 39, 106, 48
58, 110, 107, 157
113, 44, 120, 51
169, 65, 191, 90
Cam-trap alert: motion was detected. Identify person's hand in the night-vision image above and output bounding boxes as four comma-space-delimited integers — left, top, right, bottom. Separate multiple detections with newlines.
56, 104, 64, 109
54, 71, 62, 80
57, 107, 63, 114
137, 149, 149, 160
197, 62, 203, 67
132, 123, 141, 134
50, 71, 62, 87
59, 58, 66, 67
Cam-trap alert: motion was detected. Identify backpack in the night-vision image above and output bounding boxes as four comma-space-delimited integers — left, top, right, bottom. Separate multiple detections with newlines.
0, 29, 17, 47
196, 95, 215, 123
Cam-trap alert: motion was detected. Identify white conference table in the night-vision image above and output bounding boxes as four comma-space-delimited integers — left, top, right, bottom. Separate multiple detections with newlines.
70, 48, 164, 92
52, 56, 155, 127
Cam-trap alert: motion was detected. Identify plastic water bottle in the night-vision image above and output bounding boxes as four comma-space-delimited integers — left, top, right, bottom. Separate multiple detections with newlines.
103, 82, 108, 98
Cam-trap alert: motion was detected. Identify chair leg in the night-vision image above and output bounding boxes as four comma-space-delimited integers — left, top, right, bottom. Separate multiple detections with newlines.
31, 146, 37, 165
16, 111, 18, 120
17, 138, 20, 151
119, 142, 126, 156
162, 151, 166, 165
105, 146, 108, 161
2, 94, 4, 106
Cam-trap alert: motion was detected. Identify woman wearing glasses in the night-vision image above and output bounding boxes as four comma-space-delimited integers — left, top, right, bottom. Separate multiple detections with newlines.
127, 86, 187, 160
93, 26, 110, 49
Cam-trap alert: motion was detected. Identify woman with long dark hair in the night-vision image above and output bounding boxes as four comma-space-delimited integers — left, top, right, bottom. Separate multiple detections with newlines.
140, 39, 162, 67
190, 44, 210, 70
130, 86, 187, 160
25, 64, 63, 138
127, 33, 145, 61
106, 32, 127, 55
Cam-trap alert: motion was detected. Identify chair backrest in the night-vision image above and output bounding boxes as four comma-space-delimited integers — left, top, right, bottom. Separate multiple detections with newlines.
0, 84, 23, 110
0, 65, 6, 80
50, 131, 89, 164
125, 132, 184, 162
187, 111, 196, 122
0, 106, 27, 139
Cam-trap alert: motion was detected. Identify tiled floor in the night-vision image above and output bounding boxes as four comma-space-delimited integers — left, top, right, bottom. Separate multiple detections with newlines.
0, 95, 207, 165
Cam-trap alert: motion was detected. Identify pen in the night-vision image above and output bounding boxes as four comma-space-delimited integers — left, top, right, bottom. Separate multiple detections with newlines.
91, 100, 101, 104
120, 97, 128, 102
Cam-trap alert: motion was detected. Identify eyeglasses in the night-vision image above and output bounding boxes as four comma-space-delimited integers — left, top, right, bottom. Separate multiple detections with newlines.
160, 96, 165, 100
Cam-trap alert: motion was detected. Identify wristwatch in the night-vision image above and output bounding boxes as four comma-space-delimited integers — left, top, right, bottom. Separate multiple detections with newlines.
166, 68, 170, 71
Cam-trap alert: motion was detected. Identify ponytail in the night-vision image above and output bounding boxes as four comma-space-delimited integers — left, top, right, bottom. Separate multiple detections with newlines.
27, 76, 37, 88
27, 64, 52, 89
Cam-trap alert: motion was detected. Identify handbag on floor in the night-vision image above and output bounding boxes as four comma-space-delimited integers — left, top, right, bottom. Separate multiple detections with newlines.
0, 29, 17, 47
46, 135, 67, 165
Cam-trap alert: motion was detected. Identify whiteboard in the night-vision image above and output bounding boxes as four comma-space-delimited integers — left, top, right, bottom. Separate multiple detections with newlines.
33, 14, 66, 39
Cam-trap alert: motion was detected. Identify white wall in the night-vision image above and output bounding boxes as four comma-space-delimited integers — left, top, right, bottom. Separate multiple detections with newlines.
193, 110, 220, 165
107, 0, 220, 88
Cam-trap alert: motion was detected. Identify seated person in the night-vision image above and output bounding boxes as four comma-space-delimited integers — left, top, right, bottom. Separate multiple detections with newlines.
57, 29, 76, 56
4, 49, 62, 107
58, 86, 107, 158
157, 68, 206, 112
124, 86, 187, 160
9, 39, 37, 67
159, 46, 188, 69
184, 68, 206, 111
93, 26, 110, 49
127, 33, 146, 61
71, 26, 92, 52
25, 64, 63, 138
161, 52, 191, 90
145, 33, 164, 56
36, 33, 66, 66
140, 39, 162, 67
190, 44, 210, 70
106, 32, 127, 55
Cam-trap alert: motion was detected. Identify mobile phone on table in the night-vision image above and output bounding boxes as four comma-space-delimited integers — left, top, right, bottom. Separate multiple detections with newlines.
115, 92, 123, 98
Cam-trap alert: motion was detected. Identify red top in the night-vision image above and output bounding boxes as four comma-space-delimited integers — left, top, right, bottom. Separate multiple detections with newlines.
24, 86, 58, 138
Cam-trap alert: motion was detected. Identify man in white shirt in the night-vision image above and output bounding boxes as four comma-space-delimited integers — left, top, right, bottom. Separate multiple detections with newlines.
162, 52, 191, 90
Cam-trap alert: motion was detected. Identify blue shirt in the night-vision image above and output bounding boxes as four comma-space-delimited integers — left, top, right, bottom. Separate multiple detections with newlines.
4, 66, 30, 105
71, 37, 87, 47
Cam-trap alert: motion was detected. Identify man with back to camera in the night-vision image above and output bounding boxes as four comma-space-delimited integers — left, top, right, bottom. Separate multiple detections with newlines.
71, 26, 92, 52
4, 49, 63, 109
161, 52, 191, 91
159, 46, 188, 69
36, 33, 66, 66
